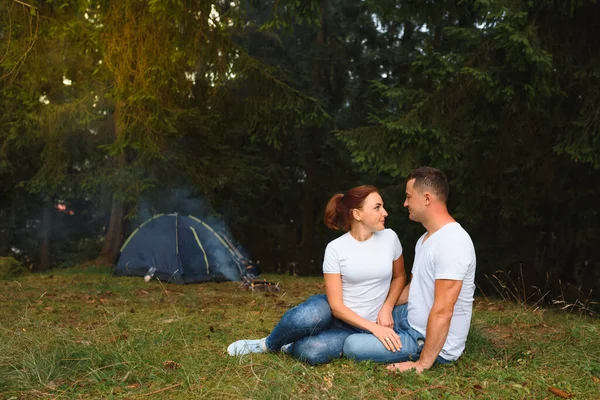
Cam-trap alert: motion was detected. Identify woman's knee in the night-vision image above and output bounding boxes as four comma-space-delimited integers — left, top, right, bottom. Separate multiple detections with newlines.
305, 294, 329, 310
291, 295, 332, 329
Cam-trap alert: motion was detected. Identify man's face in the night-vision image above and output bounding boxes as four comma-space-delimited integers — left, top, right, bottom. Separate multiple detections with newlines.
355, 192, 388, 231
403, 179, 426, 222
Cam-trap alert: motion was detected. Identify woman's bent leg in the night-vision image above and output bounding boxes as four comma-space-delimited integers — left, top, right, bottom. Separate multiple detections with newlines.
343, 305, 423, 363
288, 328, 354, 365
265, 294, 333, 351
343, 331, 421, 363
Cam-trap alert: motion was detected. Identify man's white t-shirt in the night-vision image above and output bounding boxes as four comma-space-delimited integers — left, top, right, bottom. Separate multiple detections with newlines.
407, 222, 476, 361
322, 229, 402, 322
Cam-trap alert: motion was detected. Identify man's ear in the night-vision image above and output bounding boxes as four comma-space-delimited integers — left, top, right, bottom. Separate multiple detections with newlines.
424, 192, 432, 205
352, 208, 361, 221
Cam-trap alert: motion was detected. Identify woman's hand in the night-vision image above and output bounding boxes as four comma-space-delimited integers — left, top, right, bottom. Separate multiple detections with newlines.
371, 324, 402, 352
377, 306, 394, 328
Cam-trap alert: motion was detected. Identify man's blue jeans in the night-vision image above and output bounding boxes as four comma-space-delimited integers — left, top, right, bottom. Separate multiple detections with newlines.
343, 303, 451, 365
265, 294, 364, 365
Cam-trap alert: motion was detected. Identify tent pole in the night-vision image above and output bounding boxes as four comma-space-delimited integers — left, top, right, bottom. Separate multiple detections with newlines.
175, 213, 179, 255
190, 227, 210, 275
120, 214, 164, 253
218, 233, 245, 260
187, 215, 245, 277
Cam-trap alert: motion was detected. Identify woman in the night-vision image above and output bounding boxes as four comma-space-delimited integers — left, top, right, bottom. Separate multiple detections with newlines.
227, 185, 406, 364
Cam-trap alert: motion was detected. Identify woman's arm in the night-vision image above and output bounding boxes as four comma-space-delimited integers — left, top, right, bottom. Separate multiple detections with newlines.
377, 255, 406, 327
324, 273, 402, 352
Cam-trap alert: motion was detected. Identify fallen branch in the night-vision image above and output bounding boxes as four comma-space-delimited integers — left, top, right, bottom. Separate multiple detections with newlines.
140, 383, 182, 397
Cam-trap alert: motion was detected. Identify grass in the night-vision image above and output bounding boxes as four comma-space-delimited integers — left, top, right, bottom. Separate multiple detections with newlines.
0, 267, 598, 399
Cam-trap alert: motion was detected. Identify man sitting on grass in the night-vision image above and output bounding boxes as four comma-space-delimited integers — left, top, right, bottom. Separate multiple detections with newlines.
343, 166, 477, 371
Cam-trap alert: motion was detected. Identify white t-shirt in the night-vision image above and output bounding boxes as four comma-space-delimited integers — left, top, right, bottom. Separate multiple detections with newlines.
407, 222, 476, 361
323, 229, 402, 322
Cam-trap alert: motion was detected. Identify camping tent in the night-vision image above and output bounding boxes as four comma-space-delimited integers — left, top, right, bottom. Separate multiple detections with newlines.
114, 213, 245, 283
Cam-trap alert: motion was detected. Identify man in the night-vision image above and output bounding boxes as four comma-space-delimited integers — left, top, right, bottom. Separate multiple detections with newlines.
342, 166, 476, 371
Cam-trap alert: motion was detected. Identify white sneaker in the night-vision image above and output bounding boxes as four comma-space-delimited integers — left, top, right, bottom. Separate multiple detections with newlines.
227, 337, 268, 356
280, 343, 292, 354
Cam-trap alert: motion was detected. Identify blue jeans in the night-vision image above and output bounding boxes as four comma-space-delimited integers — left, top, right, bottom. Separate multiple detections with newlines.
265, 294, 364, 365
343, 304, 452, 365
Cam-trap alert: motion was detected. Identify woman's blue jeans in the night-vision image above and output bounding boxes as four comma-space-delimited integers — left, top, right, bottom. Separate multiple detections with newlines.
265, 295, 451, 366
265, 294, 363, 365
343, 303, 451, 365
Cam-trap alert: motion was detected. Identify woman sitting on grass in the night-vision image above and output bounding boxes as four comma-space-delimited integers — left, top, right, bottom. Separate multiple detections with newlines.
227, 185, 406, 365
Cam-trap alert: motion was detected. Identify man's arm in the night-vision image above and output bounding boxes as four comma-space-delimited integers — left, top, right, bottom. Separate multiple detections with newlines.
417, 279, 462, 368
387, 279, 462, 372
396, 275, 412, 305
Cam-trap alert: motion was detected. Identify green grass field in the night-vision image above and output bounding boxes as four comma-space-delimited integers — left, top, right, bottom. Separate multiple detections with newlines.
0, 267, 598, 399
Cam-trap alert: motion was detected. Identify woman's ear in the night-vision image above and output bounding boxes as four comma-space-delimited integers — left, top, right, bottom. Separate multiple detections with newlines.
352, 208, 361, 221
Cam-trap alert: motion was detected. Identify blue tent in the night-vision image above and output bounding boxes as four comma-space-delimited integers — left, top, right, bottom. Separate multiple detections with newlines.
114, 214, 245, 283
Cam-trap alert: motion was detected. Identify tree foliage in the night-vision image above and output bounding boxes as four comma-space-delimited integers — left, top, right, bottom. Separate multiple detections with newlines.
1, 0, 598, 304
340, 0, 600, 298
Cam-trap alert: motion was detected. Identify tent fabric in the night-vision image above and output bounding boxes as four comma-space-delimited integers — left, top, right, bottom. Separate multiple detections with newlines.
114, 214, 243, 283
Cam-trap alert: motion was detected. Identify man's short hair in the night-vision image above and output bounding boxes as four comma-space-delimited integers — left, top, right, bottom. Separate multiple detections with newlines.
407, 167, 449, 203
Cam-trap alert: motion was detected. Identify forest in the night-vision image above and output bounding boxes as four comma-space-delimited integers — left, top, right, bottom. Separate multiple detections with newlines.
1, 0, 599, 308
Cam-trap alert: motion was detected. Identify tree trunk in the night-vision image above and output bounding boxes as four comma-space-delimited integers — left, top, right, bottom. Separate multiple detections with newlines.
97, 151, 127, 265
298, 0, 326, 276
37, 196, 53, 271
299, 143, 317, 275
0, 190, 18, 256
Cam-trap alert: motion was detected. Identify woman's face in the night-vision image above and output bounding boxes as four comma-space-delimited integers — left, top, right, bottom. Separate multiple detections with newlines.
354, 192, 388, 231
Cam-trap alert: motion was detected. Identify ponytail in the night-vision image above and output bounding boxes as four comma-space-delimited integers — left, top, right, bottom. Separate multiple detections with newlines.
323, 185, 378, 232
324, 193, 345, 230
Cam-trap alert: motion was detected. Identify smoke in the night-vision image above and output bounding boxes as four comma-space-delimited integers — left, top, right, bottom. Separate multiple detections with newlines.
134, 188, 211, 225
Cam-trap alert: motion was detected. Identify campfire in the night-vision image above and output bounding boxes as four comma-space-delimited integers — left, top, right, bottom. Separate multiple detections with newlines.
239, 277, 281, 293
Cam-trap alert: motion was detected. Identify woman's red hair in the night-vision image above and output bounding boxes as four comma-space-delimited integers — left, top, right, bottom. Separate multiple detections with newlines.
324, 185, 378, 231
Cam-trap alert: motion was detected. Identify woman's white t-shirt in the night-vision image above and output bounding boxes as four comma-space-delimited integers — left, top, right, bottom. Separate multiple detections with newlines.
322, 229, 402, 322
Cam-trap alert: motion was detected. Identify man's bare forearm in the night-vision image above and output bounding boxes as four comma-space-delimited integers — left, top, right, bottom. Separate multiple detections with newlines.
417, 310, 452, 369
396, 283, 410, 305
383, 275, 406, 309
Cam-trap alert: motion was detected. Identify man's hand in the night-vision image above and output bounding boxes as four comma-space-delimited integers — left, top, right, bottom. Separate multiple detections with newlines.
386, 360, 426, 373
